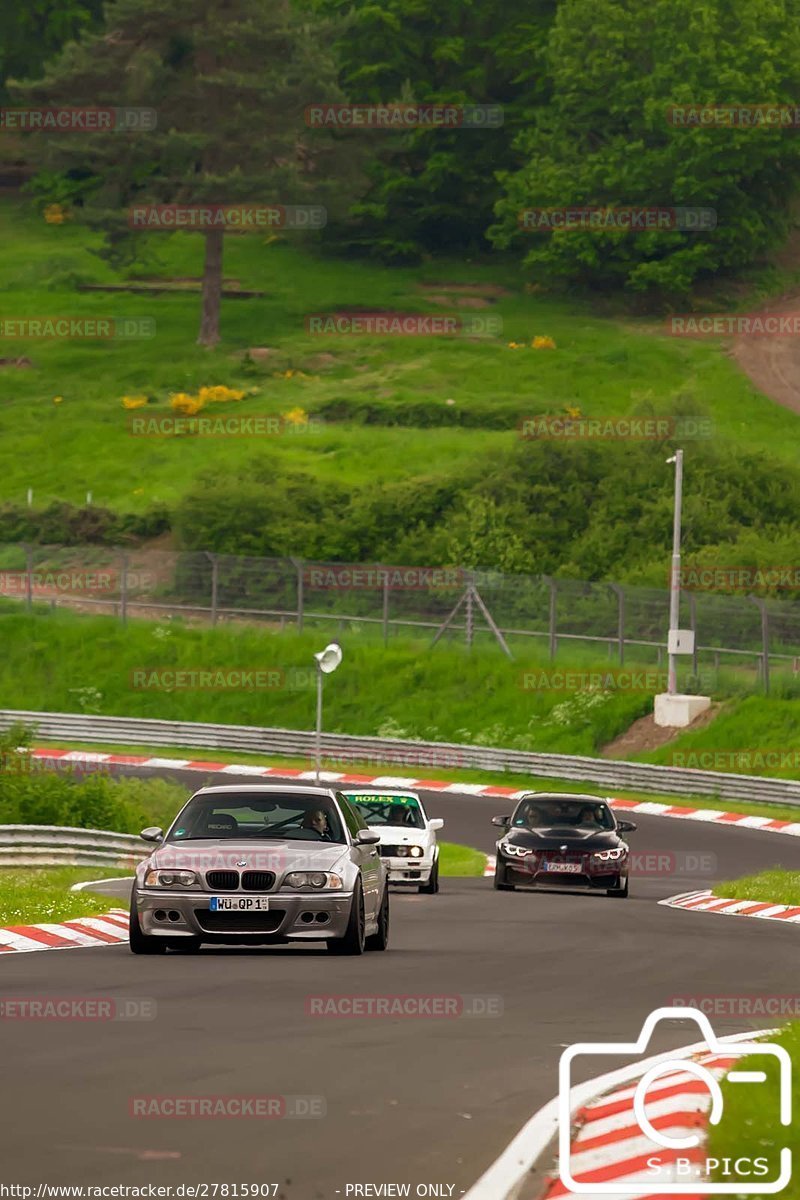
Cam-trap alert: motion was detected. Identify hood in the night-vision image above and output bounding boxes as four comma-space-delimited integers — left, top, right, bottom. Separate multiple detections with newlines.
501, 827, 623, 853
372, 826, 426, 845
142, 838, 349, 876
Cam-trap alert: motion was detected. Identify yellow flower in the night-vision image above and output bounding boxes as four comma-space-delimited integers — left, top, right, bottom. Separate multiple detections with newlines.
283, 407, 308, 426
52, 395, 64, 404
283, 369, 295, 379
44, 204, 68, 225
197, 385, 246, 404
564, 404, 582, 419
507, 341, 523, 349
532, 336, 556, 350
121, 394, 149, 410
170, 392, 204, 415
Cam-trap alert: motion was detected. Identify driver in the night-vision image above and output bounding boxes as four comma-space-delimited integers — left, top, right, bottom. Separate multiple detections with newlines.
301, 809, 330, 839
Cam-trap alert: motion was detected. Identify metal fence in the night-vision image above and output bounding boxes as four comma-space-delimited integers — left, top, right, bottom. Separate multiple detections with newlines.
2, 709, 800, 808
1, 543, 799, 689
0, 823, 145, 869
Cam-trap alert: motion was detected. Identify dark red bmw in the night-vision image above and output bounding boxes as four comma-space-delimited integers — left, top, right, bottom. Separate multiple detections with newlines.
491, 793, 636, 898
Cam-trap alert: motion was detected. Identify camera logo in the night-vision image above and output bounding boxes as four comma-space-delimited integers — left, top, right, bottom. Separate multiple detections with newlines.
558, 1007, 791, 1194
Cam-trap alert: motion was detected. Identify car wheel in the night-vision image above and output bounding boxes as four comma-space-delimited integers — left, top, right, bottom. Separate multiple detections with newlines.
365, 885, 389, 952
607, 876, 629, 898
128, 893, 166, 955
493, 864, 515, 891
327, 880, 366, 955
419, 857, 439, 894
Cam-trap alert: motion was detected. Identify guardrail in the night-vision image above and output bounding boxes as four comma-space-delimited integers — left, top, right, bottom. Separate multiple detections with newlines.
0, 824, 147, 869
1, 708, 799, 809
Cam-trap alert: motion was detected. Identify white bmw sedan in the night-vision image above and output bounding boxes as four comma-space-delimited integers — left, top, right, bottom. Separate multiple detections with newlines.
341, 790, 444, 894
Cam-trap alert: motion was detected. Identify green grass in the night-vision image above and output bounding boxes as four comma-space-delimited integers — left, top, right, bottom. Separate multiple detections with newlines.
0, 867, 122, 924
1, 195, 798, 514
714, 869, 800, 905
708, 1022, 799, 1197
438, 843, 487, 877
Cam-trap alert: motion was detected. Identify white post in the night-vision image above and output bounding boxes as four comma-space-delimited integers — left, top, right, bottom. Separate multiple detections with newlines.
667, 449, 684, 695
315, 664, 323, 783
86, 491, 92, 506
26, 488, 32, 508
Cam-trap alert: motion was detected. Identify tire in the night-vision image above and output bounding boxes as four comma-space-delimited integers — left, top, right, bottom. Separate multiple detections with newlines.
419, 857, 440, 894
493, 863, 515, 891
327, 881, 366, 955
365, 884, 389, 951
129, 894, 167, 955
607, 876, 629, 898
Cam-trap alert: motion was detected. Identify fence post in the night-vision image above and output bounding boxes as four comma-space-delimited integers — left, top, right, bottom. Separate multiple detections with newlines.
23, 543, 33, 611
543, 576, 557, 661
688, 592, 698, 677
205, 551, 219, 626
382, 570, 390, 647
465, 577, 474, 650
118, 551, 128, 627
749, 597, 770, 695
610, 584, 625, 665
291, 557, 304, 633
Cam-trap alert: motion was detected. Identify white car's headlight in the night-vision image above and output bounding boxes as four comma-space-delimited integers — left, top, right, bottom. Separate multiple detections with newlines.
408, 846, 424, 858
591, 847, 626, 862
283, 872, 343, 890
501, 842, 533, 857
143, 869, 198, 887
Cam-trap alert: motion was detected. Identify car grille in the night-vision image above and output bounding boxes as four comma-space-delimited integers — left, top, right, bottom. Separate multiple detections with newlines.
206, 870, 239, 891
241, 871, 275, 891
380, 846, 421, 857
195, 910, 285, 934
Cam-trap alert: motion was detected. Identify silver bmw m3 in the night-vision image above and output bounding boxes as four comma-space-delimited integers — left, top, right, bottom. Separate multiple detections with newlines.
129, 784, 389, 955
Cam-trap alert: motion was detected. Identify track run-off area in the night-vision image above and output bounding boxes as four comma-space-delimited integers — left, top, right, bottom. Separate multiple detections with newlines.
2, 759, 799, 1199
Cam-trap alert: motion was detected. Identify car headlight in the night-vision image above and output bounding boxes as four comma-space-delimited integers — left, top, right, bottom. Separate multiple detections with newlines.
501, 842, 533, 858
143, 869, 198, 887
408, 846, 424, 858
283, 872, 343, 890
590, 847, 627, 862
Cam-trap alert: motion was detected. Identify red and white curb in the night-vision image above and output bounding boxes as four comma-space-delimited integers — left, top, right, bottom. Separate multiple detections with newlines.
0, 908, 129, 954
29, 747, 800, 838
464, 1027, 774, 1200
661, 889, 800, 925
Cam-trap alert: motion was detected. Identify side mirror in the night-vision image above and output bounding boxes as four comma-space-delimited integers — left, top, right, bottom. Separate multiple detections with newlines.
140, 827, 164, 843
616, 820, 637, 833
356, 829, 381, 845
491, 815, 510, 827
429, 818, 444, 831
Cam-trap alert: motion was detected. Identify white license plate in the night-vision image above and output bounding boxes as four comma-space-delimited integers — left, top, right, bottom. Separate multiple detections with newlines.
543, 861, 582, 874
209, 896, 270, 911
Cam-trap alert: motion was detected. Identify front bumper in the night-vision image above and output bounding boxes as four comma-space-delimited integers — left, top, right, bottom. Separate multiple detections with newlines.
134, 888, 354, 942
500, 855, 626, 890
384, 856, 433, 884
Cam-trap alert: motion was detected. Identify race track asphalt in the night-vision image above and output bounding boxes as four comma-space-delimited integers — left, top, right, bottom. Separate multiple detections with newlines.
2, 764, 798, 1198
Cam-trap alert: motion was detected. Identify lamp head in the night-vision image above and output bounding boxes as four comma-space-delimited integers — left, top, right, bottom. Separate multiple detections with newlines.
314, 642, 343, 674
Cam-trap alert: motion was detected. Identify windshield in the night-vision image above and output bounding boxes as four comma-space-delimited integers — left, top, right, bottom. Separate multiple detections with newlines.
511, 798, 616, 831
166, 793, 346, 844
344, 793, 426, 830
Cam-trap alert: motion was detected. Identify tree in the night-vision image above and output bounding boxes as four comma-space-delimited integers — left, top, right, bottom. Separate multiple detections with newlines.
491, 0, 800, 299
315, 0, 557, 259
13, 0, 360, 345
0, 0, 102, 101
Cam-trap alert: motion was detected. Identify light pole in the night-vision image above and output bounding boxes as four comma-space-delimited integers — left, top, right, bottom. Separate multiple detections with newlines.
666, 450, 684, 695
313, 641, 342, 783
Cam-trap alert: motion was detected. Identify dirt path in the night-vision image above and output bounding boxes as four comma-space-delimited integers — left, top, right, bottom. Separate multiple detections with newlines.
601, 703, 720, 759
731, 290, 800, 414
